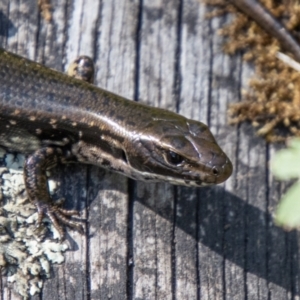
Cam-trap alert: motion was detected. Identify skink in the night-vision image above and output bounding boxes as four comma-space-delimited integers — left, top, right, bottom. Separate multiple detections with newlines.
0, 49, 232, 233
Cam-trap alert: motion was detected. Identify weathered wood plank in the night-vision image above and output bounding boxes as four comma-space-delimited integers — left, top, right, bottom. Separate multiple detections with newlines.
0, 0, 300, 299
132, 0, 179, 298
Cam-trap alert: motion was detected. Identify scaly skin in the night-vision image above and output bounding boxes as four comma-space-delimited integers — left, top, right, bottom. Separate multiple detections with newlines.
0, 49, 232, 235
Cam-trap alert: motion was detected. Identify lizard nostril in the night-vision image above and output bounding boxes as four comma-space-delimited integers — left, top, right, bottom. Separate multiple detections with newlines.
212, 166, 219, 176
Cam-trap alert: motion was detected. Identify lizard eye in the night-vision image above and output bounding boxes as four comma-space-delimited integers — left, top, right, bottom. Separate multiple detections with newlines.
165, 151, 184, 166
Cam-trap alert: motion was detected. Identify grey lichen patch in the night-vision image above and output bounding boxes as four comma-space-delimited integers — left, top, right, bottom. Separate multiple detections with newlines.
0, 148, 69, 298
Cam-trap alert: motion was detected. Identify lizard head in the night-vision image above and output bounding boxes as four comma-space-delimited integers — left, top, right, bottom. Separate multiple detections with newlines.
125, 118, 232, 186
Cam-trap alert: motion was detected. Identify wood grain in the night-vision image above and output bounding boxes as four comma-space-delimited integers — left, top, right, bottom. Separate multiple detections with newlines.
0, 0, 299, 299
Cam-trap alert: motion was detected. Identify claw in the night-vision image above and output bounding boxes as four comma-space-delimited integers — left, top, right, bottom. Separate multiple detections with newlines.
34, 201, 84, 238
55, 210, 84, 234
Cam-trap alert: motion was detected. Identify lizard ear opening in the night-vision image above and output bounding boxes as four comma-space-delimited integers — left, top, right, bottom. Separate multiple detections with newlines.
121, 149, 128, 164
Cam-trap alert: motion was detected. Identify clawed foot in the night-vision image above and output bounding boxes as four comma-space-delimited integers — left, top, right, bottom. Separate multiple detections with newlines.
35, 198, 84, 238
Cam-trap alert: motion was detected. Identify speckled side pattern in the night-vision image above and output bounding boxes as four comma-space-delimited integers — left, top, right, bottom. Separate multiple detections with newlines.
0, 48, 232, 233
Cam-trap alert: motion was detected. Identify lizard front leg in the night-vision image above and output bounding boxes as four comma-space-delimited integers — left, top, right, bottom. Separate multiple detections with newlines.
23, 55, 95, 236
24, 147, 83, 236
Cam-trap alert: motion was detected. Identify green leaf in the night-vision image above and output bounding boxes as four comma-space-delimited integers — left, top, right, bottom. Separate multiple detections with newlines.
275, 182, 300, 229
271, 138, 300, 180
